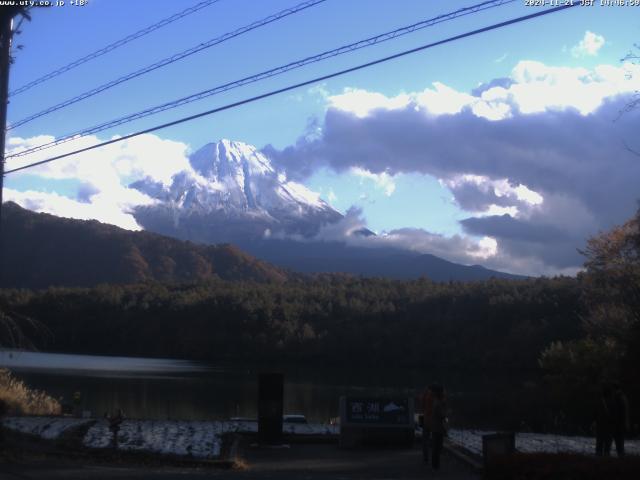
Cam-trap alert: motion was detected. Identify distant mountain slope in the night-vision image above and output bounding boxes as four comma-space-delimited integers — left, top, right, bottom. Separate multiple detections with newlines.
242, 238, 525, 281
0, 202, 289, 289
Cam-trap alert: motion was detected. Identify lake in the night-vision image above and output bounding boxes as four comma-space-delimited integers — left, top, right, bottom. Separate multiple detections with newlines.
0, 350, 538, 427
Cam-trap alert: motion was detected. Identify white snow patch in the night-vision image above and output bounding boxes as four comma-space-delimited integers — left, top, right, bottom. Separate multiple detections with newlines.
5, 416, 338, 459
448, 429, 640, 456
225, 419, 258, 434
83, 419, 113, 448
219, 139, 274, 177
2, 416, 92, 439
280, 181, 325, 209
115, 420, 223, 458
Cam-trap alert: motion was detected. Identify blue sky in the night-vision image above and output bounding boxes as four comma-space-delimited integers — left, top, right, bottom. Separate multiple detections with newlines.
3, 0, 640, 274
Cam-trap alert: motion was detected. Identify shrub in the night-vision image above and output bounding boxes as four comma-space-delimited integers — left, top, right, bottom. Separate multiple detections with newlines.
0, 368, 60, 416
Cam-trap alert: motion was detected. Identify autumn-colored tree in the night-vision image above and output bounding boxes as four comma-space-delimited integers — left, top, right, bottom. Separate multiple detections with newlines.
581, 208, 640, 336
540, 207, 640, 430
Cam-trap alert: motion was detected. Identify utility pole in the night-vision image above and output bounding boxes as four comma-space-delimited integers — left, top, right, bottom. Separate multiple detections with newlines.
0, 12, 12, 284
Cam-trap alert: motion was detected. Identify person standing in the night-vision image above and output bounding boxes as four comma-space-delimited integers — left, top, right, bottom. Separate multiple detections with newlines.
595, 383, 615, 456
421, 386, 434, 463
109, 408, 126, 449
612, 382, 630, 457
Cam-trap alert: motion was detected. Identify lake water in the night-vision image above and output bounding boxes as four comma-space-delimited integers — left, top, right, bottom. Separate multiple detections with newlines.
0, 350, 418, 422
0, 350, 536, 427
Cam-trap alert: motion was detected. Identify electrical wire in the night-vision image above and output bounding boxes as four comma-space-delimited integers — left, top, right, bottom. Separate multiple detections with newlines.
4, 3, 578, 176
9, 0, 223, 97
7, 0, 327, 130
7, 0, 513, 159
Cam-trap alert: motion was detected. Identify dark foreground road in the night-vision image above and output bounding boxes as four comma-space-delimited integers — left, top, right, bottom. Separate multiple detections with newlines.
0, 442, 479, 480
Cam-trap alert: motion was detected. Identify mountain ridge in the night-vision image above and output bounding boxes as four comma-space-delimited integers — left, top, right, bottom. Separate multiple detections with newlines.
0, 202, 290, 289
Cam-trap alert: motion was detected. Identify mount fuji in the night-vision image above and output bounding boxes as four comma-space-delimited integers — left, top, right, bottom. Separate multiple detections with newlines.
131, 139, 522, 281
131, 139, 344, 244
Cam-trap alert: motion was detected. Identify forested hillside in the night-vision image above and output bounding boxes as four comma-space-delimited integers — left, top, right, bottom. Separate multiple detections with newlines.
0, 202, 289, 288
0, 276, 582, 371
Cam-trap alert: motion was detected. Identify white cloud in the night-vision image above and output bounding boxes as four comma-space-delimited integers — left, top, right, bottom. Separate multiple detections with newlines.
4, 188, 148, 231
571, 31, 605, 57
6, 134, 191, 187
7, 134, 56, 150
442, 175, 544, 218
484, 205, 519, 217
512, 184, 543, 206
415, 82, 476, 115
507, 61, 631, 115
471, 236, 498, 259
4, 133, 192, 230
329, 88, 411, 118
325, 61, 640, 120
350, 167, 396, 196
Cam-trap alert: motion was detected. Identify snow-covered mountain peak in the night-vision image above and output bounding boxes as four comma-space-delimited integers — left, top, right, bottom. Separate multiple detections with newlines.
189, 139, 274, 182
131, 139, 343, 241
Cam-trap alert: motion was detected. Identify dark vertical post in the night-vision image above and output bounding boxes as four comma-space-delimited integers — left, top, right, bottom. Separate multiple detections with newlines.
0, 14, 12, 284
258, 372, 283, 444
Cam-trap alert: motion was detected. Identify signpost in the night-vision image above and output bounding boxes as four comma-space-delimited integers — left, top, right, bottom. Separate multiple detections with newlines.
339, 396, 414, 448
258, 372, 284, 445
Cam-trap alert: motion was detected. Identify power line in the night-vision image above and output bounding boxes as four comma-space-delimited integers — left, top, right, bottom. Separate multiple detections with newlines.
7, 0, 514, 160
4, 3, 577, 176
7, 0, 327, 130
9, 0, 223, 97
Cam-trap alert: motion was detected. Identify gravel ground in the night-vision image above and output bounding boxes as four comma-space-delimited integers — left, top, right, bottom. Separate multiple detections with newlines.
0, 442, 479, 480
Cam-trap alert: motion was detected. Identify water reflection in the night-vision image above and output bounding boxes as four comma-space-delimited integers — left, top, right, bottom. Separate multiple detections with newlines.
0, 350, 210, 374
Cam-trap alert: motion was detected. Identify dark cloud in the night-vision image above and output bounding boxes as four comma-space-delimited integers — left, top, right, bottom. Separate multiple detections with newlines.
265, 82, 640, 274
445, 180, 517, 212
271, 97, 638, 202
77, 182, 100, 204
461, 214, 570, 243
460, 214, 582, 269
